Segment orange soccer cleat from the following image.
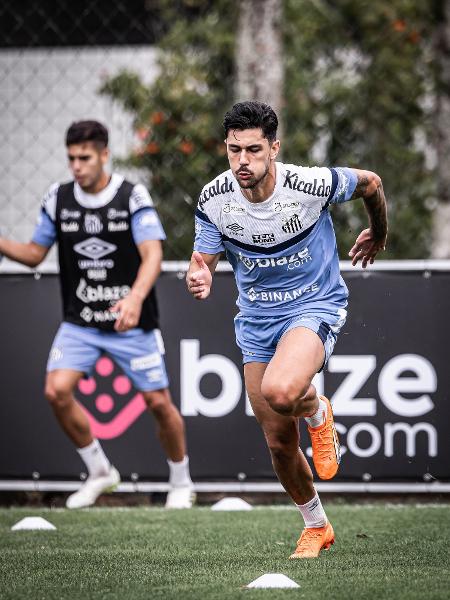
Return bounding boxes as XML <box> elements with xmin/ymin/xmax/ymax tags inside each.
<box><xmin>308</xmin><ymin>396</ymin><xmax>341</xmax><ymax>480</ymax></box>
<box><xmin>289</xmin><ymin>522</ymin><xmax>335</xmax><ymax>559</ymax></box>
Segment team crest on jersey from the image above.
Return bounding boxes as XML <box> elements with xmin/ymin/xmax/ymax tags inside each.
<box><xmin>226</xmin><ymin>223</ymin><xmax>244</xmax><ymax>236</ymax></box>
<box><xmin>84</xmin><ymin>213</ymin><xmax>103</xmax><ymax>234</ymax></box>
<box><xmin>281</xmin><ymin>213</ymin><xmax>302</xmax><ymax>234</ymax></box>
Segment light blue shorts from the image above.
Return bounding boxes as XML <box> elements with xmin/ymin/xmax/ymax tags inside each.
<box><xmin>234</xmin><ymin>307</ymin><xmax>347</xmax><ymax>369</ymax></box>
<box><xmin>47</xmin><ymin>322</ymin><xmax>169</xmax><ymax>392</ymax></box>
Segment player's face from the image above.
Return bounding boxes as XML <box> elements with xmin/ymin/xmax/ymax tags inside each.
<box><xmin>225</xmin><ymin>128</ymin><xmax>279</xmax><ymax>189</ymax></box>
<box><xmin>67</xmin><ymin>142</ymin><xmax>109</xmax><ymax>192</ymax></box>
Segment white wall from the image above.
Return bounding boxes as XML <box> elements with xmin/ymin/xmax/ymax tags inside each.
<box><xmin>0</xmin><ymin>46</ymin><xmax>158</xmax><ymax>266</ymax></box>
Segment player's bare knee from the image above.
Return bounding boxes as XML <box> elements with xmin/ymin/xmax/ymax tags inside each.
<box><xmin>143</xmin><ymin>390</ymin><xmax>170</xmax><ymax>417</ymax></box>
<box><xmin>44</xmin><ymin>380</ymin><xmax>73</xmax><ymax>409</ymax></box>
<box><xmin>262</xmin><ymin>380</ymin><xmax>307</xmax><ymax>416</ymax></box>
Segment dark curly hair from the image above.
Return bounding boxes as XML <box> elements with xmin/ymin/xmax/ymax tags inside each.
<box><xmin>65</xmin><ymin>120</ymin><xmax>108</xmax><ymax>148</ymax></box>
<box><xmin>223</xmin><ymin>101</ymin><xmax>278</xmax><ymax>143</ymax></box>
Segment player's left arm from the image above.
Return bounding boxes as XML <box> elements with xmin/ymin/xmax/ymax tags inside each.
<box><xmin>348</xmin><ymin>169</ymin><xmax>388</xmax><ymax>268</ymax></box>
<box><xmin>112</xmin><ymin>239</ymin><xmax>162</xmax><ymax>332</ymax></box>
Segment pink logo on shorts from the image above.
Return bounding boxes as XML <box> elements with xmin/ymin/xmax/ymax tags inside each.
<box><xmin>77</xmin><ymin>357</ymin><xmax>146</xmax><ymax>439</ymax></box>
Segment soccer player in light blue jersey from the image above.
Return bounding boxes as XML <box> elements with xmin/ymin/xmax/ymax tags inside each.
<box><xmin>0</xmin><ymin>121</ymin><xmax>194</xmax><ymax>509</ymax></box>
<box><xmin>186</xmin><ymin>101</ymin><xmax>387</xmax><ymax>558</ymax></box>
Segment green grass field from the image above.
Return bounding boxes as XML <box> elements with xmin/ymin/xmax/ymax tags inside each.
<box><xmin>1</xmin><ymin>504</ymin><xmax>449</xmax><ymax>600</ymax></box>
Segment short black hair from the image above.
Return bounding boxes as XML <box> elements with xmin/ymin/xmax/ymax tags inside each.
<box><xmin>223</xmin><ymin>101</ymin><xmax>278</xmax><ymax>143</ymax></box>
<box><xmin>65</xmin><ymin>120</ymin><xmax>108</xmax><ymax>148</ymax></box>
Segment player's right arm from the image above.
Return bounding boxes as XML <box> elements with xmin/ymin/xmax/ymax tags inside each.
<box><xmin>0</xmin><ymin>184</ymin><xmax>57</xmax><ymax>267</ymax></box>
<box><xmin>0</xmin><ymin>237</ymin><xmax>49</xmax><ymax>268</ymax></box>
<box><xmin>187</xmin><ymin>184</ymin><xmax>225</xmax><ymax>299</ymax></box>
<box><xmin>186</xmin><ymin>251</ymin><xmax>220</xmax><ymax>300</ymax></box>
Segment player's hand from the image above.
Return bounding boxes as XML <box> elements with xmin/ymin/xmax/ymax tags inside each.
<box><xmin>348</xmin><ymin>228</ymin><xmax>386</xmax><ymax>268</ymax></box>
<box><xmin>186</xmin><ymin>251</ymin><xmax>212</xmax><ymax>300</ymax></box>
<box><xmin>110</xmin><ymin>291</ymin><xmax>143</xmax><ymax>331</ymax></box>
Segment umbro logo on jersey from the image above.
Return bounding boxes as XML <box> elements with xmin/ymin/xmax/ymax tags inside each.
<box><xmin>252</xmin><ymin>233</ymin><xmax>275</xmax><ymax>244</ymax></box>
<box><xmin>282</xmin><ymin>213</ymin><xmax>302</xmax><ymax>234</ymax></box>
<box><xmin>74</xmin><ymin>237</ymin><xmax>117</xmax><ymax>260</ymax></box>
<box><xmin>84</xmin><ymin>213</ymin><xmax>103</xmax><ymax>234</ymax></box>
<box><xmin>226</xmin><ymin>222</ymin><xmax>244</xmax><ymax>235</ymax></box>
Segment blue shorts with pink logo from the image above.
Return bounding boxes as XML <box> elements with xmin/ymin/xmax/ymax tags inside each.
<box><xmin>47</xmin><ymin>322</ymin><xmax>169</xmax><ymax>392</ymax></box>
<box><xmin>234</xmin><ymin>306</ymin><xmax>347</xmax><ymax>369</ymax></box>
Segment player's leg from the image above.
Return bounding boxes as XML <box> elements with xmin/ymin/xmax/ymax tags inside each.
<box><xmin>141</xmin><ymin>388</ymin><xmax>185</xmax><ymax>462</ymax></box>
<box><xmin>261</xmin><ymin>324</ymin><xmax>341</xmax><ymax>481</ymax></box>
<box><xmin>141</xmin><ymin>387</ymin><xmax>194</xmax><ymax>508</ymax></box>
<box><xmin>46</xmin><ymin>323</ymin><xmax>120</xmax><ymax>508</ymax></box>
<box><xmin>108</xmin><ymin>328</ymin><xmax>194</xmax><ymax>508</ymax></box>
<box><xmin>45</xmin><ymin>368</ymin><xmax>92</xmax><ymax>447</ymax></box>
<box><xmin>245</xmin><ymin>361</ymin><xmax>333</xmax><ymax>558</ymax></box>
<box><xmin>245</xmin><ymin>361</ymin><xmax>315</xmax><ymax>504</ymax></box>
<box><xmin>260</xmin><ymin>326</ymin><xmax>324</xmax><ymax>418</ymax></box>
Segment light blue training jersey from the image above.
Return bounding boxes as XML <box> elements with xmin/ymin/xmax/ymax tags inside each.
<box><xmin>193</xmin><ymin>162</ymin><xmax>357</xmax><ymax>316</ymax></box>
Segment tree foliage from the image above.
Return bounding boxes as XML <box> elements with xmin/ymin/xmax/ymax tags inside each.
<box><xmin>102</xmin><ymin>0</ymin><xmax>437</xmax><ymax>259</ymax></box>
<box><xmin>101</xmin><ymin>0</ymin><xmax>237</xmax><ymax>259</ymax></box>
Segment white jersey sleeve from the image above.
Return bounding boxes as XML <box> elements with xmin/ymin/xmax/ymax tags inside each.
<box><xmin>31</xmin><ymin>183</ymin><xmax>59</xmax><ymax>248</ymax></box>
<box><xmin>194</xmin><ymin>191</ymin><xmax>225</xmax><ymax>255</ymax></box>
<box><xmin>328</xmin><ymin>167</ymin><xmax>358</xmax><ymax>205</ymax></box>
<box><xmin>129</xmin><ymin>183</ymin><xmax>155</xmax><ymax>214</ymax></box>
<box><xmin>41</xmin><ymin>182</ymin><xmax>59</xmax><ymax>221</ymax></box>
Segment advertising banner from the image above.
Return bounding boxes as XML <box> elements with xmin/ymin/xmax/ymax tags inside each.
<box><xmin>0</xmin><ymin>268</ymin><xmax>448</xmax><ymax>484</ymax></box>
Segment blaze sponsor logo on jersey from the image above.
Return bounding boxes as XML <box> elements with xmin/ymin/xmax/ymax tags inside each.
<box><xmin>283</xmin><ymin>170</ymin><xmax>331</xmax><ymax>197</ymax></box>
<box><xmin>199</xmin><ymin>175</ymin><xmax>234</xmax><ymax>208</ymax></box>
<box><xmin>84</xmin><ymin>213</ymin><xmax>103</xmax><ymax>234</ymax></box>
<box><xmin>252</xmin><ymin>233</ymin><xmax>275</xmax><ymax>244</ymax></box>
<box><xmin>239</xmin><ymin>248</ymin><xmax>312</xmax><ymax>273</ymax></box>
<box><xmin>61</xmin><ymin>209</ymin><xmax>81</xmax><ymax>220</ymax></box>
<box><xmin>108</xmin><ymin>221</ymin><xmax>129</xmax><ymax>232</ymax></box>
<box><xmin>281</xmin><ymin>213</ymin><xmax>302</xmax><ymax>234</ymax></box>
<box><xmin>238</xmin><ymin>253</ymin><xmax>256</xmax><ymax>272</ymax></box>
<box><xmin>108</xmin><ymin>208</ymin><xmax>128</xmax><ymax>219</ymax></box>
<box><xmin>61</xmin><ymin>221</ymin><xmax>79</xmax><ymax>232</ymax></box>
<box><xmin>226</xmin><ymin>222</ymin><xmax>244</xmax><ymax>236</ymax></box>
<box><xmin>274</xmin><ymin>200</ymin><xmax>301</xmax><ymax>212</ymax></box>
<box><xmin>223</xmin><ymin>203</ymin><xmax>246</xmax><ymax>214</ymax></box>
<box><xmin>247</xmin><ymin>282</ymin><xmax>320</xmax><ymax>302</ymax></box>
<box><xmin>76</xmin><ymin>278</ymin><xmax>131</xmax><ymax>303</ymax></box>
<box><xmin>74</xmin><ymin>237</ymin><xmax>117</xmax><ymax>260</ymax></box>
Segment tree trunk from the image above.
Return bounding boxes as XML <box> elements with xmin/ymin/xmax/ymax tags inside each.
<box><xmin>235</xmin><ymin>0</ymin><xmax>284</xmax><ymax>138</ymax></box>
<box><xmin>432</xmin><ymin>0</ymin><xmax>450</xmax><ymax>258</ymax></box>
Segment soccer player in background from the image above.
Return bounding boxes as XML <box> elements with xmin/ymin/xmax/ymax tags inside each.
<box><xmin>186</xmin><ymin>101</ymin><xmax>387</xmax><ymax>558</ymax></box>
<box><xmin>0</xmin><ymin>120</ymin><xmax>194</xmax><ymax>509</ymax></box>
